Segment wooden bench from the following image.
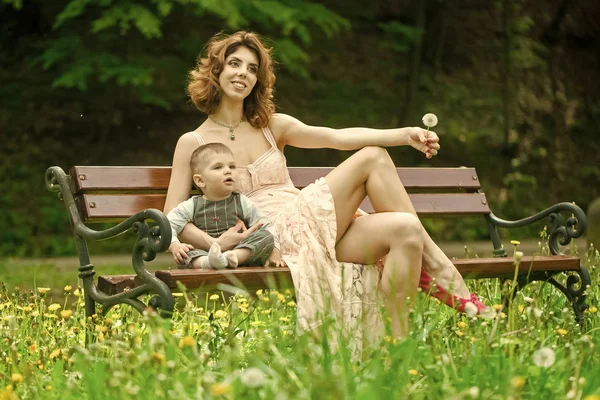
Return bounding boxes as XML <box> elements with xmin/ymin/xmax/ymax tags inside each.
<box><xmin>45</xmin><ymin>165</ymin><xmax>591</xmax><ymax>321</ymax></box>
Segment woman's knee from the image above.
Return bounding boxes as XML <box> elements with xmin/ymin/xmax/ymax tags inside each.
<box><xmin>357</xmin><ymin>146</ymin><xmax>393</xmax><ymax>168</ymax></box>
<box><xmin>387</xmin><ymin>213</ymin><xmax>424</xmax><ymax>248</ymax></box>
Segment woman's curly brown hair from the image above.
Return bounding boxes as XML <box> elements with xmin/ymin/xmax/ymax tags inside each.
<box><xmin>187</xmin><ymin>31</ymin><xmax>276</xmax><ymax>128</ymax></box>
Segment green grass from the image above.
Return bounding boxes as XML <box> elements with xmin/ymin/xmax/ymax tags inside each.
<box><xmin>0</xmin><ymin>248</ymin><xmax>599</xmax><ymax>400</ymax></box>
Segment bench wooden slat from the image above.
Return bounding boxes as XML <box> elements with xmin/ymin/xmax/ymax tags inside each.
<box><xmin>71</xmin><ymin>166</ymin><xmax>482</xmax><ymax>192</ymax></box>
<box><xmin>97</xmin><ymin>256</ymin><xmax>581</xmax><ymax>294</ymax></box>
<box><xmin>80</xmin><ymin>192</ymin><xmax>491</xmax><ymax>221</ymax></box>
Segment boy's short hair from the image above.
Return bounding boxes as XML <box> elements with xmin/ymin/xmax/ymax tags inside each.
<box><xmin>190</xmin><ymin>142</ymin><xmax>234</xmax><ymax>174</ymax></box>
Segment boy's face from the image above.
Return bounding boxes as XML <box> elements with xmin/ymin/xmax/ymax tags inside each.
<box><xmin>193</xmin><ymin>152</ymin><xmax>237</xmax><ymax>199</ymax></box>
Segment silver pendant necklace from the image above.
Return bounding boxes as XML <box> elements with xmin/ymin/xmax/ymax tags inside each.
<box><xmin>208</xmin><ymin>115</ymin><xmax>245</xmax><ymax>140</ymax></box>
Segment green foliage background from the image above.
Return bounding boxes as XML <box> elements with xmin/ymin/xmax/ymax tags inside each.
<box><xmin>1</xmin><ymin>0</ymin><xmax>599</xmax><ymax>257</ymax></box>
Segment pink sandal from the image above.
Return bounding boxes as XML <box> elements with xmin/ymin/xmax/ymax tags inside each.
<box><xmin>419</xmin><ymin>269</ymin><xmax>487</xmax><ymax>314</ymax></box>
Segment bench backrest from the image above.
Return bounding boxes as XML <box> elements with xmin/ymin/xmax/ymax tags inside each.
<box><xmin>69</xmin><ymin>166</ymin><xmax>490</xmax><ymax>222</ymax></box>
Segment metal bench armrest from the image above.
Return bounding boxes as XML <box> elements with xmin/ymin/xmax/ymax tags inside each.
<box><xmin>487</xmin><ymin>202</ymin><xmax>587</xmax><ymax>255</ymax></box>
<box><xmin>46</xmin><ymin>166</ymin><xmax>173</xmax><ymax>319</ymax></box>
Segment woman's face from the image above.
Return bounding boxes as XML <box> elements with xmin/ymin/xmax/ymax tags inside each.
<box><xmin>219</xmin><ymin>46</ymin><xmax>259</xmax><ymax>101</ymax></box>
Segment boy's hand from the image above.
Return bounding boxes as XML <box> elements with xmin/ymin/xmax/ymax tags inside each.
<box><xmin>169</xmin><ymin>242</ymin><xmax>194</xmax><ymax>264</ymax></box>
<box><xmin>218</xmin><ymin>220</ymin><xmax>263</xmax><ymax>251</ymax></box>
<box><xmin>265</xmin><ymin>248</ymin><xmax>286</xmax><ymax>267</ymax></box>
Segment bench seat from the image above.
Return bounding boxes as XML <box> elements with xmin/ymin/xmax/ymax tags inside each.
<box><xmin>97</xmin><ymin>255</ymin><xmax>582</xmax><ymax>295</ymax></box>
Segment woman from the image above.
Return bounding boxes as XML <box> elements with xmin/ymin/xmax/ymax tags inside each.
<box><xmin>164</xmin><ymin>31</ymin><xmax>487</xmax><ymax>342</ymax></box>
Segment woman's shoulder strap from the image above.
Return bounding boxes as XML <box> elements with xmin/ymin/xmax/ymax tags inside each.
<box><xmin>261</xmin><ymin>126</ymin><xmax>278</xmax><ymax>147</ymax></box>
<box><xmin>190</xmin><ymin>130</ymin><xmax>206</xmax><ymax>146</ymax></box>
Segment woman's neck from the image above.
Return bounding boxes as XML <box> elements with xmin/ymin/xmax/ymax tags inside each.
<box><xmin>212</xmin><ymin>99</ymin><xmax>244</xmax><ymax>125</ymax></box>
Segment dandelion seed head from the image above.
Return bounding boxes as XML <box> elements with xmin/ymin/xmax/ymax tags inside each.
<box><xmin>532</xmin><ymin>347</ymin><xmax>555</xmax><ymax>368</ymax></box>
<box><xmin>240</xmin><ymin>367</ymin><xmax>267</xmax><ymax>388</ymax></box>
<box><xmin>464</xmin><ymin>302</ymin><xmax>478</xmax><ymax>318</ymax></box>
<box><xmin>422</xmin><ymin>113</ymin><xmax>438</xmax><ymax>128</ymax></box>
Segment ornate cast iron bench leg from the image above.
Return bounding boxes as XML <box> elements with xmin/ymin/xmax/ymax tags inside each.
<box><xmin>502</xmin><ymin>268</ymin><xmax>591</xmax><ymax>324</ymax></box>
<box><xmin>545</xmin><ymin>266</ymin><xmax>591</xmax><ymax>323</ymax></box>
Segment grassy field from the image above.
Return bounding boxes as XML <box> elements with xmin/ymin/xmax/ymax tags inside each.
<box><xmin>0</xmin><ymin>245</ymin><xmax>599</xmax><ymax>399</ymax></box>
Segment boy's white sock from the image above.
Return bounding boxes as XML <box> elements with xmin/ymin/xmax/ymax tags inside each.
<box><xmin>223</xmin><ymin>251</ymin><xmax>238</xmax><ymax>268</ymax></box>
<box><xmin>208</xmin><ymin>242</ymin><xmax>228</xmax><ymax>269</ymax></box>
<box><xmin>198</xmin><ymin>256</ymin><xmax>211</xmax><ymax>269</ymax></box>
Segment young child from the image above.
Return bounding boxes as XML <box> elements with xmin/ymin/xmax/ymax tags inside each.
<box><xmin>167</xmin><ymin>143</ymin><xmax>283</xmax><ymax>269</ymax></box>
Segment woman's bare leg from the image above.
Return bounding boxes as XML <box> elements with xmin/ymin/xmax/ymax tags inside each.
<box><xmin>325</xmin><ymin>146</ymin><xmax>469</xmax><ymax>298</ymax></box>
<box><xmin>335</xmin><ymin>212</ymin><xmax>423</xmax><ymax>337</ymax></box>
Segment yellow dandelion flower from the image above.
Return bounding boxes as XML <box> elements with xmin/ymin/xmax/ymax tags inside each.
<box><xmin>214</xmin><ymin>310</ymin><xmax>227</xmax><ymax>319</ymax></box>
<box><xmin>284</xmin><ymin>289</ymin><xmax>292</xmax><ymax>295</ymax></box>
<box><xmin>457</xmin><ymin>321</ymin><xmax>467</xmax><ymax>329</ymax></box>
<box><xmin>510</xmin><ymin>240</ymin><xmax>521</xmax><ymax>245</ymax></box>
<box><xmin>557</xmin><ymin>328</ymin><xmax>568</xmax><ymax>336</ymax></box>
<box><xmin>287</xmin><ymin>301</ymin><xmax>296</xmax><ymax>307</ymax></box>
<box><xmin>179</xmin><ymin>336</ymin><xmax>196</xmax><ymax>348</ymax></box>
<box><xmin>151</xmin><ymin>352</ymin><xmax>166</xmax><ymax>364</ymax></box>
<box><xmin>22</xmin><ymin>306</ymin><xmax>32</xmax><ymax>313</ymax></box>
<box><xmin>518</xmin><ymin>305</ymin><xmax>525</xmax><ymax>313</ymax></box>
<box><xmin>64</xmin><ymin>285</ymin><xmax>72</xmax><ymax>292</ymax></box>
<box><xmin>73</xmin><ymin>288</ymin><xmax>81</xmax><ymax>297</ymax></box>
<box><xmin>262</xmin><ymin>297</ymin><xmax>270</xmax><ymax>302</ymax></box>
<box><xmin>408</xmin><ymin>369</ymin><xmax>418</xmax><ymax>376</ymax></box>
<box><xmin>210</xmin><ymin>382</ymin><xmax>231</xmax><ymax>396</ymax></box>
<box><xmin>209</xmin><ymin>294</ymin><xmax>220</xmax><ymax>301</ymax></box>
<box><xmin>37</xmin><ymin>288</ymin><xmax>51</xmax><ymax>294</ymax></box>
<box><xmin>45</xmin><ymin>385</ymin><xmax>52</xmax><ymax>391</ymax></box>
<box><xmin>510</xmin><ymin>376</ymin><xmax>526</xmax><ymax>390</ymax></box>
<box><xmin>277</xmin><ymin>293</ymin><xmax>286</xmax><ymax>302</ymax></box>
<box><xmin>588</xmin><ymin>306</ymin><xmax>597</xmax><ymax>313</ymax></box>
<box><xmin>28</xmin><ymin>344</ymin><xmax>37</xmax><ymax>354</ymax></box>
<box><xmin>256</xmin><ymin>289</ymin><xmax>263</xmax><ymax>296</ymax></box>
<box><xmin>60</xmin><ymin>310</ymin><xmax>73</xmax><ymax>319</ymax></box>
<box><xmin>279</xmin><ymin>317</ymin><xmax>289</xmax><ymax>323</ymax></box>
<box><xmin>456</xmin><ymin>331</ymin><xmax>464</xmax><ymax>337</ymax></box>
<box><xmin>10</xmin><ymin>374</ymin><xmax>23</xmax><ymax>384</ymax></box>
<box><xmin>239</xmin><ymin>306</ymin><xmax>249</xmax><ymax>313</ymax></box>
<box><xmin>49</xmin><ymin>349</ymin><xmax>61</xmax><ymax>359</ymax></box>
<box><xmin>282</xmin><ymin>330</ymin><xmax>291</xmax><ymax>335</ymax></box>
<box><xmin>493</xmin><ymin>304</ymin><xmax>503</xmax><ymax>311</ymax></box>
<box><xmin>47</xmin><ymin>304</ymin><xmax>61</xmax><ymax>312</ymax></box>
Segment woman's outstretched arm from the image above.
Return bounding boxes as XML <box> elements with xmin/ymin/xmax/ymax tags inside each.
<box><xmin>269</xmin><ymin>113</ymin><xmax>439</xmax><ymax>159</ymax></box>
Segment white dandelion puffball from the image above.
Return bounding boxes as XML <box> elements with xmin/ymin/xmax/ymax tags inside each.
<box><xmin>532</xmin><ymin>347</ymin><xmax>556</xmax><ymax>368</ymax></box>
<box><xmin>240</xmin><ymin>367</ymin><xmax>267</xmax><ymax>388</ymax></box>
<box><xmin>464</xmin><ymin>302</ymin><xmax>478</xmax><ymax>318</ymax></box>
<box><xmin>422</xmin><ymin>113</ymin><xmax>438</xmax><ymax>128</ymax></box>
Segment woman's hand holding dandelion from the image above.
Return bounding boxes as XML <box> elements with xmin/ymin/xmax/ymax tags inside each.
<box><xmin>407</xmin><ymin>113</ymin><xmax>440</xmax><ymax>159</ymax></box>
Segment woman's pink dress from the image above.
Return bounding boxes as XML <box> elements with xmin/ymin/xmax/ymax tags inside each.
<box><xmin>191</xmin><ymin>128</ymin><xmax>384</xmax><ymax>349</ymax></box>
